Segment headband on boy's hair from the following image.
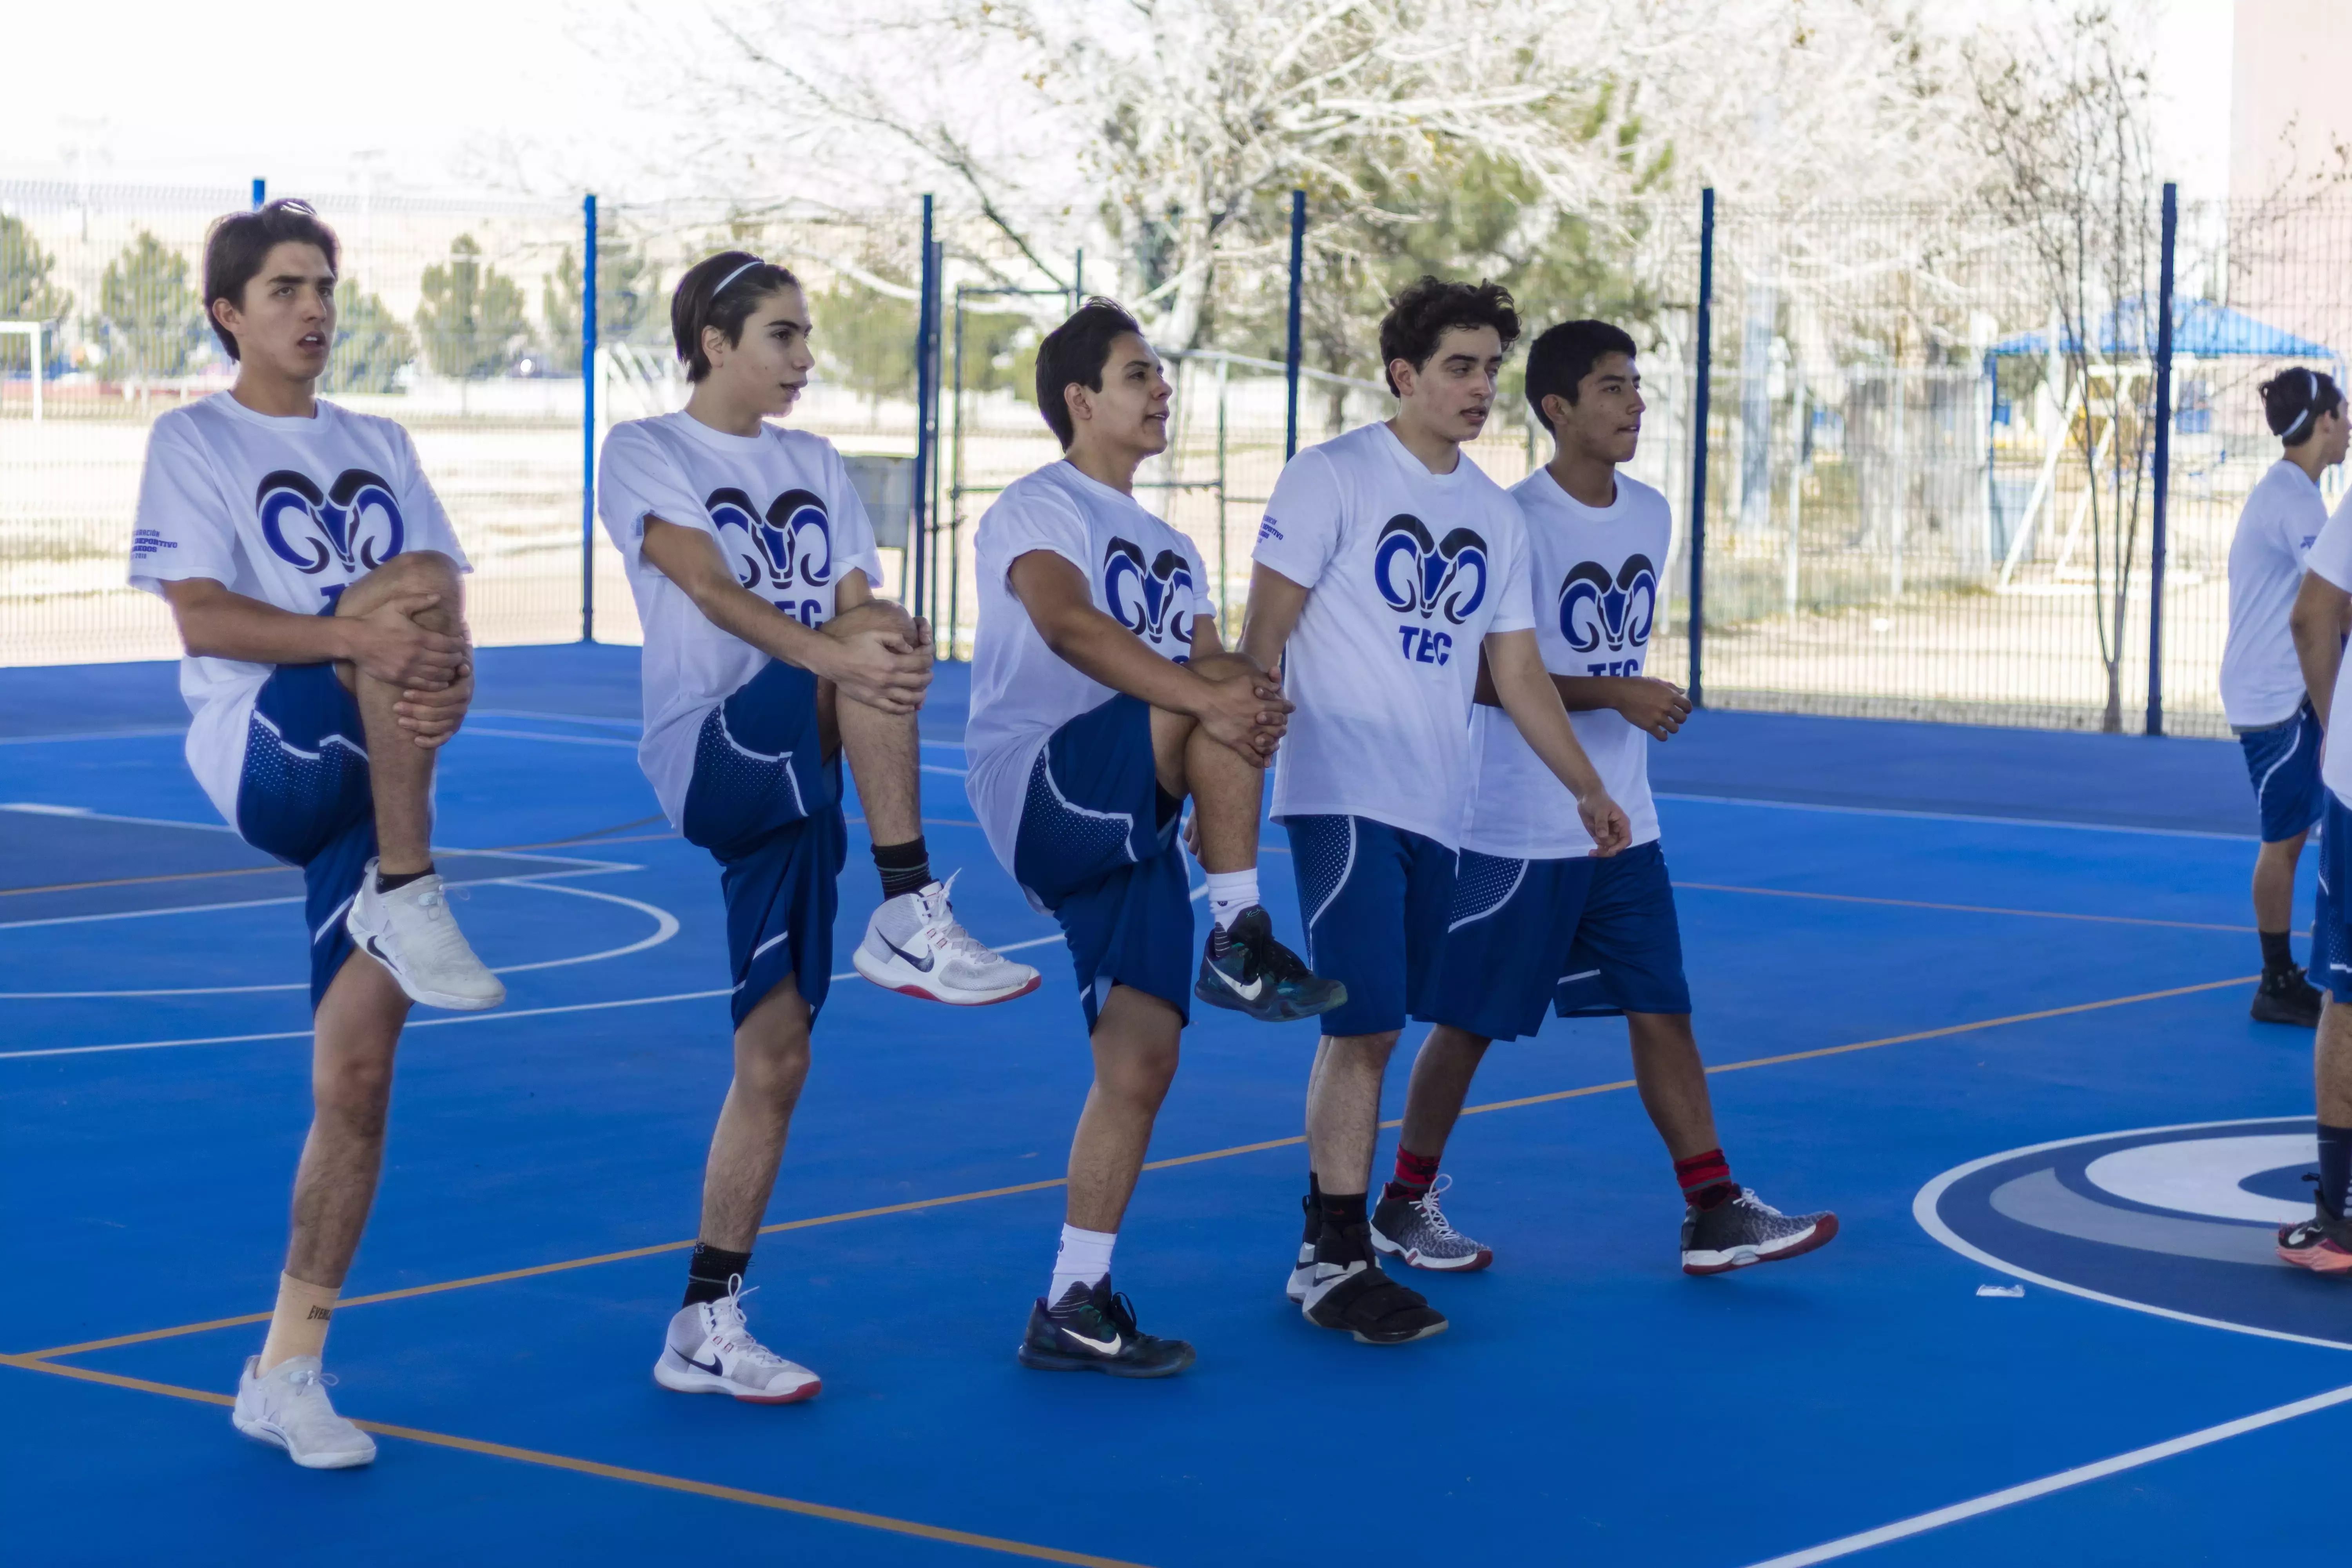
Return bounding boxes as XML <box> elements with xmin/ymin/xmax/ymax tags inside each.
<box><xmin>2282</xmin><ymin>366</ymin><xmax>2321</xmax><ymax>444</ymax></box>
<box><xmin>711</xmin><ymin>258</ymin><xmax>766</xmax><ymax>298</ymax></box>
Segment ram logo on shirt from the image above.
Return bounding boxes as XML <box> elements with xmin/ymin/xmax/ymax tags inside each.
<box><xmin>1373</xmin><ymin>512</ymin><xmax>1487</xmax><ymax>666</ymax></box>
<box><xmin>1103</xmin><ymin>536</ymin><xmax>1194</xmax><ymax>655</ymax></box>
<box><xmin>256</xmin><ymin>469</ymin><xmax>405</xmax><ymax>599</ymax></box>
<box><xmin>708</xmin><ymin>486</ymin><xmax>833</xmax><ymax>623</ymax></box>
<box><xmin>1559</xmin><ymin>553</ymin><xmax>1657</xmax><ymax>676</ymax></box>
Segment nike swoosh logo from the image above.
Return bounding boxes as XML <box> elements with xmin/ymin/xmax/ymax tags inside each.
<box><xmin>884</xmin><ymin>937</ymin><xmax>935</xmax><ymax>973</ymax></box>
<box><xmin>1208</xmin><ymin>964</ymin><xmax>1263</xmax><ymax>1002</ymax></box>
<box><xmin>681</xmin><ymin>1351</ymin><xmax>724</xmax><ymax>1376</ymax></box>
<box><xmin>364</xmin><ymin>936</ymin><xmax>401</xmax><ymax>972</ymax></box>
<box><xmin>1061</xmin><ymin>1328</ymin><xmax>1122</xmax><ymax>1355</ymax></box>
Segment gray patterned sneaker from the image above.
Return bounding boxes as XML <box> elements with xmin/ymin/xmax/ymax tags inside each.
<box><xmin>1681</xmin><ymin>1187</ymin><xmax>1839</xmax><ymax>1276</ymax></box>
<box><xmin>1370</xmin><ymin>1175</ymin><xmax>1493</xmax><ymax>1272</ymax></box>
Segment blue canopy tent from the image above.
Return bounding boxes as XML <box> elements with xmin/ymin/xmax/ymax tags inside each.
<box><xmin>1980</xmin><ymin>298</ymin><xmax>2340</xmax><ymax>586</ymax></box>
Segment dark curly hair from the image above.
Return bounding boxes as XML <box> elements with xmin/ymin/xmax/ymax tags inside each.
<box><xmin>203</xmin><ymin>199</ymin><xmax>341</xmax><ymax>362</ymax></box>
<box><xmin>1376</xmin><ymin>276</ymin><xmax>1520</xmax><ymax>396</ymax></box>
<box><xmin>2260</xmin><ymin>367</ymin><xmax>2346</xmax><ymax>446</ymax></box>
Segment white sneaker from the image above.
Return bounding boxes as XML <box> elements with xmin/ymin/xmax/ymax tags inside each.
<box><xmin>232</xmin><ymin>1355</ymin><xmax>377</xmax><ymax>1469</ymax></box>
<box><xmin>653</xmin><ymin>1279</ymin><xmax>821</xmax><ymax>1404</ymax></box>
<box><xmin>345</xmin><ymin>858</ymin><xmax>506</xmax><ymax>1011</ymax></box>
<box><xmin>852</xmin><ymin>872</ymin><xmax>1042</xmax><ymax>1005</ymax></box>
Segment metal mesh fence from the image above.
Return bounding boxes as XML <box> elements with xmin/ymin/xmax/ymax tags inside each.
<box><xmin>4</xmin><ymin>178</ymin><xmax>2344</xmax><ymax>745</ymax></box>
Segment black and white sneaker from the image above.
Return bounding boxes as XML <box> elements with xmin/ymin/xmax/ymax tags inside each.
<box><xmin>1286</xmin><ymin>1193</ymin><xmax>1318</xmax><ymax>1303</ymax></box>
<box><xmin>1016</xmin><ymin>1279</ymin><xmax>1195</xmax><ymax>1377</ymax></box>
<box><xmin>1299</xmin><ymin>1222</ymin><xmax>1447</xmax><ymax>1344</ymax></box>
<box><xmin>2250</xmin><ymin>967</ymin><xmax>2325</xmax><ymax>1028</ymax></box>
<box><xmin>1371</xmin><ymin>1175</ymin><xmax>1493</xmax><ymax>1272</ymax></box>
<box><xmin>1680</xmin><ymin>1187</ymin><xmax>1839</xmax><ymax>1276</ymax></box>
<box><xmin>1196</xmin><ymin>906</ymin><xmax>1347</xmax><ymax>1023</ymax></box>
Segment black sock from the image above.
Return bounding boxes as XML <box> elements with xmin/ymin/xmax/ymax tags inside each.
<box><xmin>376</xmin><ymin>864</ymin><xmax>434</xmax><ymax>893</ymax></box>
<box><xmin>2322</xmin><ymin>1127</ymin><xmax>2352</xmax><ymax>1220</ymax></box>
<box><xmin>872</xmin><ymin>837</ymin><xmax>931</xmax><ymax>900</ymax></box>
<box><xmin>683</xmin><ymin>1243</ymin><xmax>753</xmax><ymax>1308</ymax></box>
<box><xmin>1302</xmin><ymin>1172</ymin><xmax>1323</xmax><ymax>1243</ymax></box>
<box><xmin>2261</xmin><ymin>930</ymin><xmax>2294</xmax><ymax>976</ymax></box>
<box><xmin>1316</xmin><ymin>1190</ymin><xmax>1369</xmax><ymax>1261</ymax></box>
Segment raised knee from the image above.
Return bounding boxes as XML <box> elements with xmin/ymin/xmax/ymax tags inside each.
<box><xmin>1187</xmin><ymin>650</ymin><xmax>1262</xmax><ymax>684</ymax></box>
<box><xmin>339</xmin><ymin>549</ymin><xmax>459</xmax><ymax>616</ymax></box>
<box><xmin>823</xmin><ymin>599</ymin><xmax>916</xmax><ymax>642</ymax></box>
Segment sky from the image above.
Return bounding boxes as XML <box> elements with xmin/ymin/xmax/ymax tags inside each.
<box><xmin>0</xmin><ymin>0</ymin><xmax>2245</xmax><ymax>205</ymax></box>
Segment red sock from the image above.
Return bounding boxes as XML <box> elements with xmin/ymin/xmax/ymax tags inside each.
<box><xmin>1675</xmin><ymin>1147</ymin><xmax>1735</xmax><ymax>1210</ymax></box>
<box><xmin>1383</xmin><ymin>1146</ymin><xmax>1441</xmax><ymax>1204</ymax></box>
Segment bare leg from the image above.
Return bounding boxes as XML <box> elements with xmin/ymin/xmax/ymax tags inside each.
<box><xmin>283</xmin><ymin>953</ymin><xmax>412</xmax><ymax>1287</ymax></box>
<box><xmin>1396</xmin><ymin>1024</ymin><xmax>1492</xmax><ymax>1159</ymax></box>
<box><xmin>1626</xmin><ymin>1011</ymin><xmax>1721</xmax><ymax>1160</ymax></box>
<box><xmin>1162</xmin><ymin>653</ymin><xmax>1269</xmax><ymax>875</ymax></box>
<box><xmin>2319</xmin><ymin>1000</ymin><xmax>2352</xmax><ymax>1127</ymax></box>
<box><xmin>1305</xmin><ymin>1029</ymin><xmax>1401</xmax><ymax>1194</ymax></box>
<box><xmin>1064</xmin><ymin>986</ymin><xmax>1183</xmax><ymax>1232</ymax></box>
<box><xmin>698</xmin><ymin>975</ymin><xmax>813</xmax><ymax>1250</ymax></box>
<box><xmin>826</xmin><ymin>601</ymin><xmax>926</xmax><ymax>847</ymax></box>
<box><xmin>332</xmin><ymin>551</ymin><xmax>468</xmax><ymax>877</ymax></box>
<box><xmin>2255</xmin><ymin>832</ymin><xmax>2308</xmax><ymax>943</ymax></box>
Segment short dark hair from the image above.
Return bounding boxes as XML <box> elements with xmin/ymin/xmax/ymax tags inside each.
<box><xmin>1523</xmin><ymin>320</ymin><xmax>1640</xmax><ymax>433</ymax></box>
<box><xmin>202</xmin><ymin>199</ymin><xmax>340</xmax><ymax>362</ymax></box>
<box><xmin>1034</xmin><ymin>298</ymin><xmax>1145</xmax><ymax>449</ymax></box>
<box><xmin>2261</xmin><ymin>367</ymin><xmax>2347</xmax><ymax>445</ymax></box>
<box><xmin>1376</xmin><ymin>276</ymin><xmax>1520</xmax><ymax>396</ymax></box>
<box><xmin>670</xmin><ymin>250</ymin><xmax>802</xmax><ymax>382</ymax></box>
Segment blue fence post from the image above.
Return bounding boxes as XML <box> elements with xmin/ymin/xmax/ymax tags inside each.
<box><xmin>912</xmin><ymin>195</ymin><xmax>938</xmax><ymax>642</ymax></box>
<box><xmin>1688</xmin><ymin>188</ymin><xmax>1716</xmax><ymax>708</ymax></box>
<box><xmin>251</xmin><ymin>178</ymin><xmax>265</xmax><ymax>210</ymax></box>
<box><xmin>581</xmin><ymin>194</ymin><xmax>598</xmax><ymax>644</ymax></box>
<box><xmin>1285</xmin><ymin>191</ymin><xmax>1305</xmax><ymax>460</ymax></box>
<box><xmin>2146</xmin><ymin>181</ymin><xmax>2177</xmax><ymax>738</ymax></box>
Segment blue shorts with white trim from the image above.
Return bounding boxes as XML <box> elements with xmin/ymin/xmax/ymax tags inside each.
<box><xmin>2312</xmin><ymin>793</ymin><xmax>2352</xmax><ymax>1004</ymax></box>
<box><xmin>682</xmin><ymin>660</ymin><xmax>846</xmax><ymax>1029</ymax></box>
<box><xmin>1416</xmin><ymin>839</ymin><xmax>1691</xmax><ymax>1041</ymax></box>
<box><xmin>1013</xmin><ymin>694</ymin><xmax>1191</xmax><ymax>1030</ymax></box>
<box><xmin>1286</xmin><ymin>814</ymin><xmax>1455</xmax><ymax>1038</ymax></box>
<box><xmin>2238</xmin><ymin>702</ymin><xmax>2326</xmax><ymax>845</ymax></box>
<box><xmin>234</xmin><ymin>662</ymin><xmax>376</xmax><ymax>1012</ymax></box>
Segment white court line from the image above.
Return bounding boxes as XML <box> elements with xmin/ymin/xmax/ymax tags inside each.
<box><xmin>918</xmin><ymin>764</ymin><xmax>968</xmax><ymax>778</ymax></box>
<box><xmin>459</xmin><ymin>727</ymin><xmax>639</xmax><ymax>749</ymax></box>
<box><xmin>1656</xmin><ymin>791</ymin><xmax>2252</xmax><ymax>842</ymax></box>
<box><xmin>468</xmin><ymin>709</ymin><xmax>643</xmax><ymax>730</ymax></box>
<box><xmin>1740</xmin><ymin>1380</ymin><xmax>2352</xmax><ymax>1566</ymax></box>
<box><xmin>1</xmin><ymin>802</ymin><xmax>238</xmax><ymax>835</ymax></box>
<box><xmin>0</xmin><ymin>727</ymin><xmax>185</xmax><ymax>746</ymax></box>
<box><xmin>0</xmin><ymin>864</ymin><xmax>639</xmax><ymax>933</ymax></box>
<box><xmin>0</xmin><ymin>934</ymin><xmax>1067</xmax><ymax>1060</ymax></box>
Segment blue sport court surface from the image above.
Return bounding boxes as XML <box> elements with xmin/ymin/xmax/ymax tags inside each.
<box><xmin>4</xmin><ymin>645</ymin><xmax>2346</xmax><ymax>1567</ymax></box>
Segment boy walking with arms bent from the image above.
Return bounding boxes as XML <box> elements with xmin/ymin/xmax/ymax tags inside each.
<box><xmin>132</xmin><ymin>200</ymin><xmax>505</xmax><ymax>1468</ymax></box>
<box><xmin>1243</xmin><ymin>279</ymin><xmax>1630</xmax><ymax>1346</ymax></box>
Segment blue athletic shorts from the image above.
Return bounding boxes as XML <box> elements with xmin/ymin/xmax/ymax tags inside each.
<box><xmin>681</xmin><ymin>660</ymin><xmax>846</xmax><ymax>1028</ymax></box>
<box><xmin>2238</xmin><ymin>702</ymin><xmax>2326</xmax><ymax>845</ymax></box>
<box><xmin>1013</xmin><ymin>694</ymin><xmax>1190</xmax><ymax>1030</ymax></box>
<box><xmin>1286</xmin><ymin>814</ymin><xmax>1455</xmax><ymax>1038</ymax></box>
<box><xmin>2312</xmin><ymin>792</ymin><xmax>2352</xmax><ymax>1004</ymax></box>
<box><xmin>1417</xmin><ymin>839</ymin><xmax>1691</xmax><ymax>1041</ymax></box>
<box><xmin>233</xmin><ymin>662</ymin><xmax>377</xmax><ymax>1012</ymax></box>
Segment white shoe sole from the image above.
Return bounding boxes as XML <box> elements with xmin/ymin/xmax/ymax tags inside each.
<box><xmin>1285</xmin><ymin>1245</ymin><xmax>1314</xmax><ymax>1304</ymax></box>
<box><xmin>851</xmin><ymin>944</ymin><xmax>1041</xmax><ymax>1006</ymax></box>
<box><xmin>232</xmin><ymin>1409</ymin><xmax>376</xmax><ymax>1469</ymax></box>
<box><xmin>352</xmin><ymin>933</ymin><xmax>506</xmax><ymax>1012</ymax></box>
<box><xmin>652</xmin><ymin>1359</ymin><xmax>820</xmax><ymax>1404</ymax></box>
<box><xmin>1370</xmin><ymin>1225</ymin><xmax>1494</xmax><ymax>1271</ymax></box>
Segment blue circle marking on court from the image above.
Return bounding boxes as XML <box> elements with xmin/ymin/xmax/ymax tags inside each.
<box><xmin>1916</xmin><ymin>1117</ymin><xmax>2352</xmax><ymax>1350</ymax></box>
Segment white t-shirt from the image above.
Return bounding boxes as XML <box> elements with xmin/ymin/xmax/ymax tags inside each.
<box><xmin>596</xmin><ymin>412</ymin><xmax>883</xmax><ymax>825</ymax></box>
<box><xmin>2220</xmin><ymin>459</ymin><xmax>2330</xmax><ymax>728</ymax></box>
<box><xmin>2301</xmin><ymin>487</ymin><xmax>2352</xmax><ymax>806</ymax></box>
<box><xmin>964</xmin><ymin>460</ymin><xmax>1210</xmax><ymax>875</ymax></box>
<box><xmin>126</xmin><ymin>394</ymin><xmax>469</xmax><ymax>826</ymax></box>
<box><xmin>1252</xmin><ymin>421</ymin><xmax>1535</xmax><ymax>847</ymax></box>
<box><xmin>1460</xmin><ymin>466</ymin><xmax>1668</xmax><ymax>858</ymax></box>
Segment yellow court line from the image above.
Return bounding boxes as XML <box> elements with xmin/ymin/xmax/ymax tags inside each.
<box><xmin>1674</xmin><ymin>881</ymin><xmax>2270</xmax><ymax>935</ymax></box>
<box><xmin>24</xmin><ymin>972</ymin><xmax>2252</xmax><ymax>1365</ymax></box>
<box><xmin>0</xmin><ymin>1354</ymin><xmax>1149</xmax><ymax>1568</ymax></box>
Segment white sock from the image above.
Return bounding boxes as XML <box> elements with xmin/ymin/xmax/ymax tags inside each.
<box><xmin>1206</xmin><ymin>868</ymin><xmax>1259</xmax><ymax>932</ymax></box>
<box><xmin>1048</xmin><ymin>1223</ymin><xmax>1117</xmax><ymax>1306</ymax></box>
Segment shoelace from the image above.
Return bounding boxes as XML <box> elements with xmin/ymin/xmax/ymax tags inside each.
<box><xmin>1732</xmin><ymin>1189</ymin><xmax>1780</xmax><ymax>1218</ymax></box>
<box><xmin>915</xmin><ymin>873</ymin><xmax>1021</xmax><ymax>971</ymax></box>
<box><xmin>706</xmin><ymin>1280</ymin><xmax>793</xmax><ymax>1368</ymax></box>
<box><xmin>1413</xmin><ymin>1175</ymin><xmax>1469</xmax><ymax>1241</ymax></box>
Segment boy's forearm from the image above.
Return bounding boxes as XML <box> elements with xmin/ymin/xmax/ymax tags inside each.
<box><xmin>172</xmin><ymin>588</ymin><xmax>351</xmax><ymax>666</ymax></box>
<box><xmin>1039</xmin><ymin>607</ymin><xmax>1209</xmax><ymax>715</ymax></box>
